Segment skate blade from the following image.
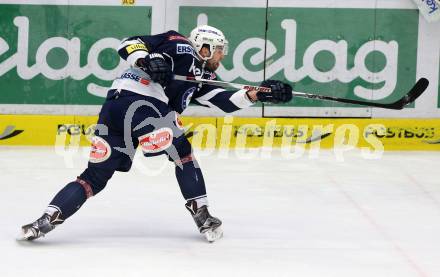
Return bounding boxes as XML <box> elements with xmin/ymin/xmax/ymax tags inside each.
<box><xmin>16</xmin><ymin>237</ymin><xmax>33</xmax><ymax>244</ymax></box>
<box><xmin>16</xmin><ymin>234</ymin><xmax>33</xmax><ymax>243</ymax></box>
<box><xmin>204</xmin><ymin>226</ymin><xmax>223</xmax><ymax>243</ymax></box>
<box><xmin>16</xmin><ymin>228</ymin><xmax>41</xmax><ymax>242</ymax></box>
<box><xmin>16</xmin><ymin>229</ymin><xmax>31</xmax><ymax>241</ymax></box>
<box><xmin>16</xmin><ymin>237</ymin><xmax>28</xmax><ymax>242</ymax></box>
<box><xmin>15</xmin><ymin>237</ymin><xmax>41</xmax><ymax>247</ymax></box>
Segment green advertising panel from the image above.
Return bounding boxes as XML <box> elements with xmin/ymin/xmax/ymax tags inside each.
<box><xmin>266</xmin><ymin>7</ymin><xmax>419</xmax><ymax>108</ymax></box>
<box><xmin>178</xmin><ymin>6</ymin><xmax>419</xmax><ymax>108</ymax></box>
<box><xmin>0</xmin><ymin>4</ymin><xmax>151</xmax><ymax>105</ymax></box>
<box><xmin>0</xmin><ymin>3</ymin><xmax>430</xmax><ymax>116</ymax></box>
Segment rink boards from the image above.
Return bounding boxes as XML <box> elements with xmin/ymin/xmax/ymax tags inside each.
<box><xmin>0</xmin><ymin>115</ymin><xmax>439</xmax><ymax>151</ymax></box>
<box><xmin>1</xmin><ymin>1</ymin><xmax>440</xmax><ymax>118</ymax></box>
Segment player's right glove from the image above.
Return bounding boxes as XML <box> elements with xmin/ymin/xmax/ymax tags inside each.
<box><xmin>257</xmin><ymin>80</ymin><xmax>293</xmax><ymax>104</ymax></box>
<box><xmin>137</xmin><ymin>53</ymin><xmax>173</xmax><ymax>87</ymax></box>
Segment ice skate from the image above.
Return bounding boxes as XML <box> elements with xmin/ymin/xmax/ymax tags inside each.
<box><xmin>19</xmin><ymin>207</ymin><xmax>64</xmax><ymax>241</ymax></box>
<box><xmin>185</xmin><ymin>200</ymin><xmax>223</xmax><ymax>242</ymax></box>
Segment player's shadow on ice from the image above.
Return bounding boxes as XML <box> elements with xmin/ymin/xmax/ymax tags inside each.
<box><xmin>15</xmin><ymin>229</ymin><xmax>204</xmax><ymax>247</ymax></box>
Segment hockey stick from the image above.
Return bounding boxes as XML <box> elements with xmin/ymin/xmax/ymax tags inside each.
<box><xmin>174</xmin><ymin>75</ymin><xmax>429</xmax><ymax>110</ymax></box>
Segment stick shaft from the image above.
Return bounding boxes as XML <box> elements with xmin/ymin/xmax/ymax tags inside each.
<box><xmin>174</xmin><ymin>75</ymin><xmax>429</xmax><ymax>110</ymax></box>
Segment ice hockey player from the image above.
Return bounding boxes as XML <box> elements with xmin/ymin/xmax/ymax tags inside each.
<box><xmin>20</xmin><ymin>25</ymin><xmax>292</xmax><ymax>242</ymax></box>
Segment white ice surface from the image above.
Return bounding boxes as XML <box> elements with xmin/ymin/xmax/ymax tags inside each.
<box><xmin>1</xmin><ymin>147</ymin><xmax>440</xmax><ymax>277</ymax></box>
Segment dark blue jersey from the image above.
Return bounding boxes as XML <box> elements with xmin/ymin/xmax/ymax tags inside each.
<box><xmin>117</xmin><ymin>31</ymin><xmax>254</xmax><ymax>114</ymax></box>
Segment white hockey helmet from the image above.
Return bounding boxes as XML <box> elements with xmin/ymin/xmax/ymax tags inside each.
<box><xmin>188</xmin><ymin>25</ymin><xmax>228</xmax><ymax>61</ymax></box>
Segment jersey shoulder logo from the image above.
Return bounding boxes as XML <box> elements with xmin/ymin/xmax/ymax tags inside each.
<box><xmin>126</xmin><ymin>43</ymin><xmax>147</xmax><ymax>54</ymax></box>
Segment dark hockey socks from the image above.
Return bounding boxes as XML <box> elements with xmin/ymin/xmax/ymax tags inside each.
<box><xmin>49</xmin><ymin>179</ymin><xmax>91</xmax><ymax>219</ymax></box>
<box><xmin>174</xmin><ymin>157</ymin><xmax>207</xmax><ymax>200</ymax></box>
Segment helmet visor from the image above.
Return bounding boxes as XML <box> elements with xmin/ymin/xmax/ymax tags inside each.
<box><xmin>214</xmin><ymin>40</ymin><xmax>228</xmax><ymax>56</ymax></box>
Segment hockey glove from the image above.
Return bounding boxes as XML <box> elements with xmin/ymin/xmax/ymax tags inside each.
<box><xmin>137</xmin><ymin>53</ymin><xmax>173</xmax><ymax>87</ymax></box>
<box><xmin>257</xmin><ymin>80</ymin><xmax>293</xmax><ymax>104</ymax></box>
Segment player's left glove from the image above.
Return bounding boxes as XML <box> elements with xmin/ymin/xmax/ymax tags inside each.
<box><xmin>137</xmin><ymin>53</ymin><xmax>173</xmax><ymax>87</ymax></box>
<box><xmin>257</xmin><ymin>80</ymin><xmax>293</xmax><ymax>104</ymax></box>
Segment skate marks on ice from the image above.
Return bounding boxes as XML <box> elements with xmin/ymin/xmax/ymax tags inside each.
<box><xmin>2</xmin><ymin>147</ymin><xmax>440</xmax><ymax>277</ymax></box>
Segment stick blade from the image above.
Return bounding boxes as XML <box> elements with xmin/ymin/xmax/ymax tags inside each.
<box><xmin>390</xmin><ymin>78</ymin><xmax>429</xmax><ymax>109</ymax></box>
